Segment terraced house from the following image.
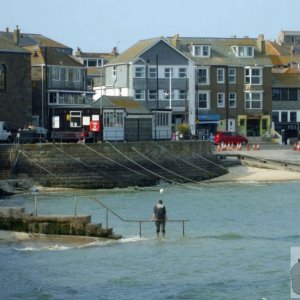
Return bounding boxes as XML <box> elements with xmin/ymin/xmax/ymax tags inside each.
<box><xmin>168</xmin><ymin>34</ymin><xmax>273</xmax><ymax>138</ymax></box>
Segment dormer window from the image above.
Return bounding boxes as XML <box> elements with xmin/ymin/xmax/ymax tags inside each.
<box><xmin>191</xmin><ymin>45</ymin><xmax>211</xmax><ymax>57</ymax></box>
<box><xmin>232</xmin><ymin>46</ymin><xmax>254</xmax><ymax>58</ymax></box>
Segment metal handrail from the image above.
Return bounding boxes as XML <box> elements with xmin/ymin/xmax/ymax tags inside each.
<box><xmin>34</xmin><ymin>195</ymin><xmax>188</xmax><ymax>237</ymax></box>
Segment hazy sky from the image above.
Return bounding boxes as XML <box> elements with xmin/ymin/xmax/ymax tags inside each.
<box><xmin>2</xmin><ymin>0</ymin><xmax>300</xmax><ymax>53</ymax></box>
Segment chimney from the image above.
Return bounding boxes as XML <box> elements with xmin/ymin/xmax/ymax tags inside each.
<box><xmin>172</xmin><ymin>34</ymin><xmax>180</xmax><ymax>49</ymax></box>
<box><xmin>111</xmin><ymin>46</ymin><xmax>118</xmax><ymax>57</ymax></box>
<box><xmin>6</xmin><ymin>27</ymin><xmax>9</xmax><ymax>33</ymax></box>
<box><xmin>257</xmin><ymin>34</ymin><xmax>265</xmax><ymax>53</ymax></box>
<box><xmin>13</xmin><ymin>25</ymin><xmax>20</xmax><ymax>45</ymax></box>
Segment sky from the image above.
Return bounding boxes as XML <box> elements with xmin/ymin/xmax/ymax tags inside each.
<box><xmin>2</xmin><ymin>0</ymin><xmax>300</xmax><ymax>53</ymax></box>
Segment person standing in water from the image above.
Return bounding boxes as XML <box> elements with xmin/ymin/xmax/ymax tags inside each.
<box><xmin>152</xmin><ymin>200</ymin><xmax>167</xmax><ymax>238</ymax></box>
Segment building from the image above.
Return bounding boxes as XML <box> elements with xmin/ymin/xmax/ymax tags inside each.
<box><xmin>266</xmin><ymin>37</ymin><xmax>300</xmax><ymax>142</ymax></box>
<box><xmin>0</xmin><ymin>28</ymin><xmax>32</xmax><ymax>132</ymax></box>
<box><xmin>73</xmin><ymin>47</ymin><xmax>118</xmax><ymax>95</ymax></box>
<box><xmin>95</xmin><ymin>37</ymin><xmax>195</xmax><ymax>134</ymax></box>
<box><xmin>170</xmin><ymin>34</ymin><xmax>273</xmax><ymax>138</ymax></box>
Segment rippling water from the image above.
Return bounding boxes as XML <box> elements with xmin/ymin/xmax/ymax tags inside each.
<box><xmin>1</xmin><ymin>180</ymin><xmax>300</xmax><ymax>299</ymax></box>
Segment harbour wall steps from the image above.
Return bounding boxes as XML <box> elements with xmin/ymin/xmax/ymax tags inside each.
<box><xmin>6</xmin><ymin>140</ymin><xmax>228</xmax><ymax>189</ymax></box>
<box><xmin>0</xmin><ymin>207</ymin><xmax>122</xmax><ymax>239</ymax></box>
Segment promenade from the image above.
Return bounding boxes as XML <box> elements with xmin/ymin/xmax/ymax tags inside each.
<box><xmin>210</xmin><ymin>142</ymin><xmax>300</xmax><ymax>182</ymax></box>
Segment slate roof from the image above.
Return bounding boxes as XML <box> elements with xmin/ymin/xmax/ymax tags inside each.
<box><xmin>92</xmin><ymin>96</ymin><xmax>151</xmax><ymax>114</ymax></box>
<box><xmin>0</xmin><ymin>31</ymin><xmax>71</xmax><ymax>50</ymax></box>
<box><xmin>0</xmin><ymin>36</ymin><xmax>29</xmax><ymax>53</ymax></box>
<box><xmin>272</xmin><ymin>73</ymin><xmax>300</xmax><ymax>87</ymax></box>
<box><xmin>22</xmin><ymin>45</ymin><xmax>83</xmax><ymax>67</ymax></box>
<box><xmin>105</xmin><ymin>38</ymin><xmax>162</xmax><ymax>65</ymax></box>
<box><xmin>171</xmin><ymin>36</ymin><xmax>273</xmax><ymax>66</ymax></box>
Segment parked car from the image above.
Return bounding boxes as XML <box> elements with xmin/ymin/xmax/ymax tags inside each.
<box><xmin>214</xmin><ymin>131</ymin><xmax>248</xmax><ymax>145</ymax></box>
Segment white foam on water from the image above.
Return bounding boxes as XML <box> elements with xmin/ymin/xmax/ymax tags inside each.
<box><xmin>14</xmin><ymin>244</ymin><xmax>71</xmax><ymax>252</ymax></box>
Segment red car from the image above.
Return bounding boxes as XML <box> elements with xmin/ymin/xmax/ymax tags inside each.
<box><xmin>214</xmin><ymin>131</ymin><xmax>248</xmax><ymax>145</ymax></box>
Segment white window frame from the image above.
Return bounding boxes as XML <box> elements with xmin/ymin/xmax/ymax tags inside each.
<box><xmin>217</xmin><ymin>68</ymin><xmax>225</xmax><ymax>83</ymax></box>
<box><xmin>192</xmin><ymin>45</ymin><xmax>211</xmax><ymax>57</ymax></box>
<box><xmin>232</xmin><ymin>46</ymin><xmax>254</xmax><ymax>58</ymax></box>
<box><xmin>112</xmin><ymin>66</ymin><xmax>116</xmax><ymax>78</ymax></box>
<box><xmin>135</xmin><ymin>89</ymin><xmax>145</xmax><ymax>100</ymax></box>
<box><xmin>228</xmin><ymin>68</ymin><xmax>236</xmax><ymax>84</ymax></box>
<box><xmin>198</xmin><ymin>91</ymin><xmax>210</xmax><ymax>110</ymax></box>
<box><xmin>51</xmin><ymin>67</ymin><xmax>61</xmax><ymax>81</ymax></box>
<box><xmin>229</xmin><ymin>92</ymin><xmax>237</xmax><ymax>108</ymax></box>
<box><xmin>245</xmin><ymin>67</ymin><xmax>262</xmax><ymax>85</ymax></box>
<box><xmin>217</xmin><ymin>93</ymin><xmax>225</xmax><ymax>107</ymax></box>
<box><xmin>164</xmin><ymin>67</ymin><xmax>173</xmax><ymax>78</ymax></box>
<box><xmin>179</xmin><ymin>68</ymin><xmax>187</xmax><ymax>78</ymax></box>
<box><xmin>197</xmin><ymin>67</ymin><xmax>210</xmax><ymax>85</ymax></box>
<box><xmin>148</xmin><ymin>90</ymin><xmax>157</xmax><ymax>100</ymax></box>
<box><xmin>148</xmin><ymin>67</ymin><xmax>157</xmax><ymax>78</ymax></box>
<box><xmin>179</xmin><ymin>89</ymin><xmax>186</xmax><ymax>100</ymax></box>
<box><xmin>70</xmin><ymin>111</ymin><xmax>81</xmax><ymax>128</ymax></box>
<box><xmin>245</xmin><ymin>91</ymin><xmax>263</xmax><ymax>109</ymax></box>
<box><xmin>134</xmin><ymin>66</ymin><xmax>145</xmax><ymax>78</ymax></box>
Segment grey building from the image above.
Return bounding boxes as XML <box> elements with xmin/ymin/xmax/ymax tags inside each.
<box><xmin>0</xmin><ymin>32</ymin><xmax>32</xmax><ymax>132</ymax></box>
<box><xmin>96</xmin><ymin>38</ymin><xmax>195</xmax><ymax>134</ymax></box>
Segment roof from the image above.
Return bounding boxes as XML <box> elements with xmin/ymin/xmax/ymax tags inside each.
<box><xmin>272</xmin><ymin>73</ymin><xmax>300</xmax><ymax>87</ymax></box>
<box><xmin>0</xmin><ymin>36</ymin><xmax>29</xmax><ymax>54</ymax></box>
<box><xmin>106</xmin><ymin>38</ymin><xmax>161</xmax><ymax>65</ymax></box>
<box><xmin>23</xmin><ymin>45</ymin><xmax>83</xmax><ymax>67</ymax></box>
<box><xmin>172</xmin><ymin>36</ymin><xmax>273</xmax><ymax>66</ymax></box>
<box><xmin>92</xmin><ymin>96</ymin><xmax>151</xmax><ymax>114</ymax></box>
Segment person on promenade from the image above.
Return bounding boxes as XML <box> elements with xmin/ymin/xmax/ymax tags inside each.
<box><xmin>152</xmin><ymin>200</ymin><xmax>167</xmax><ymax>238</ymax></box>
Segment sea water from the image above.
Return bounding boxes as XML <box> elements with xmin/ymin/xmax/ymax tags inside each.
<box><xmin>0</xmin><ymin>181</ymin><xmax>300</xmax><ymax>299</ymax></box>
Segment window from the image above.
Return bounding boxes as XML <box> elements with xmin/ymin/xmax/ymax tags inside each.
<box><xmin>148</xmin><ymin>90</ymin><xmax>157</xmax><ymax>100</ymax></box>
<box><xmin>164</xmin><ymin>68</ymin><xmax>173</xmax><ymax>78</ymax></box>
<box><xmin>135</xmin><ymin>89</ymin><xmax>145</xmax><ymax>100</ymax></box>
<box><xmin>228</xmin><ymin>68</ymin><xmax>236</xmax><ymax>84</ymax></box>
<box><xmin>179</xmin><ymin>90</ymin><xmax>186</xmax><ymax>100</ymax></box>
<box><xmin>70</xmin><ymin>111</ymin><xmax>81</xmax><ymax>127</ymax></box>
<box><xmin>272</xmin><ymin>111</ymin><xmax>279</xmax><ymax>122</ymax></box>
<box><xmin>66</xmin><ymin>68</ymin><xmax>80</xmax><ymax>82</ymax></box>
<box><xmin>49</xmin><ymin>92</ymin><xmax>57</xmax><ymax>104</ymax></box>
<box><xmin>232</xmin><ymin>46</ymin><xmax>254</xmax><ymax>58</ymax></box>
<box><xmin>245</xmin><ymin>67</ymin><xmax>262</xmax><ymax>85</ymax></box>
<box><xmin>198</xmin><ymin>68</ymin><xmax>209</xmax><ymax>84</ymax></box>
<box><xmin>179</xmin><ymin>68</ymin><xmax>187</xmax><ymax>78</ymax></box>
<box><xmin>148</xmin><ymin>67</ymin><xmax>157</xmax><ymax>78</ymax></box>
<box><xmin>112</xmin><ymin>66</ymin><xmax>116</xmax><ymax>77</ymax></box>
<box><xmin>198</xmin><ymin>91</ymin><xmax>210</xmax><ymax>109</ymax></box>
<box><xmin>217</xmin><ymin>93</ymin><xmax>225</xmax><ymax>107</ymax></box>
<box><xmin>281</xmin><ymin>111</ymin><xmax>288</xmax><ymax>122</ymax></box>
<box><xmin>291</xmin><ymin>111</ymin><xmax>297</xmax><ymax>122</ymax></box>
<box><xmin>156</xmin><ymin>112</ymin><xmax>169</xmax><ymax>126</ymax></box>
<box><xmin>272</xmin><ymin>88</ymin><xmax>298</xmax><ymax>101</ymax></box>
<box><xmin>51</xmin><ymin>67</ymin><xmax>61</xmax><ymax>81</ymax></box>
<box><xmin>0</xmin><ymin>64</ymin><xmax>5</xmax><ymax>90</ymax></box>
<box><xmin>229</xmin><ymin>92</ymin><xmax>237</xmax><ymax>108</ymax></box>
<box><xmin>217</xmin><ymin>68</ymin><xmax>225</xmax><ymax>83</ymax></box>
<box><xmin>134</xmin><ymin>66</ymin><xmax>145</xmax><ymax>78</ymax></box>
<box><xmin>103</xmin><ymin>111</ymin><xmax>124</xmax><ymax>128</ymax></box>
<box><xmin>191</xmin><ymin>45</ymin><xmax>211</xmax><ymax>57</ymax></box>
<box><xmin>163</xmin><ymin>89</ymin><xmax>174</xmax><ymax>100</ymax></box>
<box><xmin>245</xmin><ymin>92</ymin><xmax>262</xmax><ymax>109</ymax></box>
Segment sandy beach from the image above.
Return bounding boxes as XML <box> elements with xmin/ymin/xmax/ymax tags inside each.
<box><xmin>208</xmin><ymin>164</ymin><xmax>300</xmax><ymax>182</ymax></box>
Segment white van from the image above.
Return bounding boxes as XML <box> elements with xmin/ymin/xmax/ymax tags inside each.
<box><xmin>0</xmin><ymin>121</ymin><xmax>12</xmax><ymax>143</ymax></box>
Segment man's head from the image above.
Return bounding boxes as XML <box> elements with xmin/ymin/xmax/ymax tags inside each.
<box><xmin>158</xmin><ymin>200</ymin><xmax>163</xmax><ymax>204</ymax></box>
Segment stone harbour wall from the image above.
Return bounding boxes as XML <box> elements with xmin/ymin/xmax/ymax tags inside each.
<box><xmin>9</xmin><ymin>140</ymin><xmax>228</xmax><ymax>189</ymax></box>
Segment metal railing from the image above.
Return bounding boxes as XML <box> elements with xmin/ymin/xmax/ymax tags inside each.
<box><xmin>33</xmin><ymin>195</ymin><xmax>188</xmax><ymax>237</ymax></box>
